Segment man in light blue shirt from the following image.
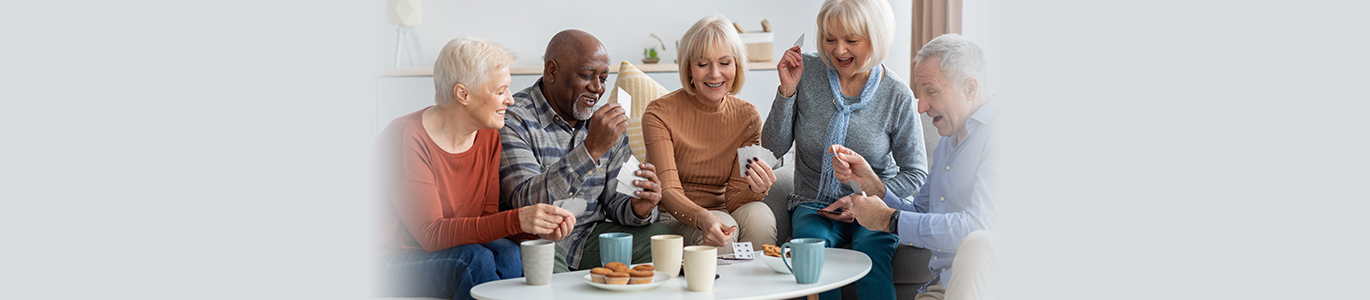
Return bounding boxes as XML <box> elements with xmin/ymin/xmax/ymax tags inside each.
<box><xmin>826</xmin><ymin>33</ymin><xmax>998</xmax><ymax>300</ymax></box>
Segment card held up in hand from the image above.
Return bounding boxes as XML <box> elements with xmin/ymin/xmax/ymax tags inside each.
<box><xmin>616</xmin><ymin>87</ymin><xmax>632</xmax><ymax>112</ymax></box>
<box><xmin>615</xmin><ymin>155</ymin><xmax>648</xmax><ymax>197</ymax></box>
<box><xmin>793</xmin><ymin>33</ymin><xmax>804</xmax><ymax>49</ymax></box>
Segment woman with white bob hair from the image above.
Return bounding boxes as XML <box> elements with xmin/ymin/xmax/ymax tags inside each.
<box><xmin>374</xmin><ymin>36</ymin><xmax>576</xmax><ymax>300</ymax></box>
<box><xmin>643</xmin><ymin>14</ymin><xmax>779</xmax><ymax>250</ymax></box>
<box><xmin>762</xmin><ymin>0</ymin><xmax>929</xmax><ymax>299</ymax></box>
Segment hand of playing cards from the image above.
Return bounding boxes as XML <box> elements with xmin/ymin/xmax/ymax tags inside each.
<box><xmin>614</xmin><ymin>155</ymin><xmax>648</xmax><ymax>197</ymax></box>
<box><xmin>737</xmin><ymin>145</ymin><xmax>781</xmax><ymax>178</ymax></box>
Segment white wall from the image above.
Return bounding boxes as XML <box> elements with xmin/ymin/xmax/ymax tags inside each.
<box><xmin>960</xmin><ymin>0</ymin><xmax>1000</xmax><ymax>96</ymax></box>
<box><xmin>373</xmin><ymin>0</ymin><xmax>919</xmax><ymax>134</ymax></box>
<box><xmin>377</xmin><ymin>0</ymin><xmax>826</xmax><ymax>71</ymax></box>
<box><xmin>375</xmin><ymin>0</ymin><xmax>917</xmax><ymax>78</ymax></box>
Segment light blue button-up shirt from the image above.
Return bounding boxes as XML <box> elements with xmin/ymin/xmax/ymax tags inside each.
<box><xmin>881</xmin><ymin>98</ymin><xmax>999</xmax><ymax>292</ymax></box>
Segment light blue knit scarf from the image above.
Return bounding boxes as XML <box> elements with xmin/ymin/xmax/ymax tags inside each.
<box><xmin>811</xmin><ymin>64</ymin><xmax>883</xmax><ymax>207</ymax></box>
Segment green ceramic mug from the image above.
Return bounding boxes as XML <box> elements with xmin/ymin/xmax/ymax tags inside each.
<box><xmin>781</xmin><ymin>238</ymin><xmax>825</xmax><ymax>284</ymax></box>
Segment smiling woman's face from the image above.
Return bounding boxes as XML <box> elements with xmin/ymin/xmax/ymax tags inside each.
<box><xmin>467</xmin><ymin>66</ymin><xmax>515</xmax><ymax>130</ymax></box>
<box><xmin>688</xmin><ymin>44</ymin><xmax>736</xmax><ymax>104</ymax></box>
<box><xmin>822</xmin><ymin>21</ymin><xmax>873</xmax><ymax>78</ymax></box>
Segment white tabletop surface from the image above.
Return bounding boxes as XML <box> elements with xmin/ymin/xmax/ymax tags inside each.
<box><xmin>471</xmin><ymin>248</ymin><xmax>871</xmax><ymax>300</ymax></box>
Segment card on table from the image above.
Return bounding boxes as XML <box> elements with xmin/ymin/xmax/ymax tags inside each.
<box><xmin>731</xmin><ymin>242</ymin><xmax>755</xmax><ymax>259</ymax></box>
<box><xmin>737</xmin><ymin>145</ymin><xmax>781</xmax><ymax>178</ymax></box>
<box><xmin>614</xmin><ymin>155</ymin><xmax>647</xmax><ymax>197</ymax></box>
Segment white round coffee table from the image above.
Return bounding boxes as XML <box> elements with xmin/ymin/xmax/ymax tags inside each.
<box><xmin>471</xmin><ymin>248</ymin><xmax>871</xmax><ymax>300</ymax></box>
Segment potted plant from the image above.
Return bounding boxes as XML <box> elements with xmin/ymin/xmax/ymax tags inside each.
<box><xmin>642</xmin><ymin>33</ymin><xmax>666</xmax><ymax>64</ymax></box>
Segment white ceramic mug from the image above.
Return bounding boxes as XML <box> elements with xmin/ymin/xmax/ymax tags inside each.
<box><xmin>683</xmin><ymin>245</ymin><xmax>717</xmax><ymax>292</ymax></box>
<box><xmin>651</xmin><ymin>234</ymin><xmax>684</xmax><ymax>278</ymax></box>
<box><xmin>519</xmin><ymin>239</ymin><xmax>555</xmax><ymax>285</ymax></box>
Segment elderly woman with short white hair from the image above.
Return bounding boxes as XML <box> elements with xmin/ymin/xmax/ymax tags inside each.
<box><xmin>643</xmin><ymin>14</ymin><xmax>779</xmax><ymax>250</ymax></box>
<box><xmin>374</xmin><ymin>36</ymin><xmax>576</xmax><ymax>300</ymax></box>
<box><xmin>761</xmin><ymin>0</ymin><xmax>929</xmax><ymax>299</ymax></box>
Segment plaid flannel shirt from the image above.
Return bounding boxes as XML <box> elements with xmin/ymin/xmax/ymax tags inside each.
<box><xmin>498</xmin><ymin>79</ymin><xmax>658</xmax><ymax>268</ymax></box>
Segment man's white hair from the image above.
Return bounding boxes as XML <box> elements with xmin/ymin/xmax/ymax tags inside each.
<box><xmin>433</xmin><ymin>36</ymin><xmax>516</xmax><ymax>106</ymax></box>
<box><xmin>914</xmin><ymin>34</ymin><xmax>987</xmax><ymax>95</ymax></box>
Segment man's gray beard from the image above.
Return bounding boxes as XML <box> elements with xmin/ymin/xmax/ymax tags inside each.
<box><xmin>573</xmin><ymin>104</ymin><xmax>594</xmax><ymax>121</ymax></box>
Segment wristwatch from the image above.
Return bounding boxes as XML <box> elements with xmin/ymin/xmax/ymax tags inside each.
<box><xmin>888</xmin><ymin>210</ymin><xmax>900</xmax><ymax>234</ymax></box>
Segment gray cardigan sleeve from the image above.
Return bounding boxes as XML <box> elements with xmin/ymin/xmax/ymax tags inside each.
<box><xmin>877</xmin><ymin>87</ymin><xmax>929</xmax><ymax>199</ymax></box>
<box><xmin>761</xmin><ymin>88</ymin><xmax>797</xmax><ymax>159</ymax></box>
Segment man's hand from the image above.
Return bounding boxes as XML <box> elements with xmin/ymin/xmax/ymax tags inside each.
<box><xmin>629</xmin><ymin>163</ymin><xmax>662</xmax><ymax>218</ymax></box>
<box><xmin>849</xmin><ymin>194</ymin><xmax>895</xmax><ymax>233</ymax></box>
<box><xmin>696</xmin><ymin>210</ymin><xmax>736</xmax><ymax>247</ymax></box>
<box><xmin>519</xmin><ymin>204</ymin><xmax>576</xmax><ymax>240</ymax></box>
<box><xmin>777</xmin><ymin>46</ymin><xmax>804</xmax><ymax>98</ymax></box>
<box><xmin>584</xmin><ymin>103</ymin><xmax>628</xmax><ymax>163</ymax></box>
<box><xmin>816</xmin><ymin>196</ymin><xmax>855</xmax><ymax>223</ymax></box>
<box><xmin>829</xmin><ymin>145</ymin><xmax>886</xmax><ymax>197</ymax></box>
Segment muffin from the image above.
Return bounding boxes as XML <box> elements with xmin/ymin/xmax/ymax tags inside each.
<box><xmin>589</xmin><ymin>267</ymin><xmax>613</xmax><ymax>283</ymax></box>
<box><xmin>628</xmin><ymin>270</ymin><xmax>654</xmax><ymax>284</ymax></box>
<box><xmin>604</xmin><ymin>262</ymin><xmax>629</xmax><ymax>273</ymax></box>
<box><xmin>605</xmin><ymin>271</ymin><xmax>630</xmax><ymax>285</ymax></box>
<box><xmin>632</xmin><ymin>264</ymin><xmax>656</xmax><ymax>272</ymax></box>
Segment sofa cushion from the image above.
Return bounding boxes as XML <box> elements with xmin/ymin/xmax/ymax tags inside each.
<box><xmin>606</xmin><ymin>61</ymin><xmax>670</xmax><ymax>163</ymax></box>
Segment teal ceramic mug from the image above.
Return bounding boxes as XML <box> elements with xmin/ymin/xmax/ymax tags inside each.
<box><xmin>781</xmin><ymin>238</ymin><xmax>825</xmax><ymax>284</ymax></box>
<box><xmin>599</xmin><ymin>232</ymin><xmax>632</xmax><ymax>266</ymax></box>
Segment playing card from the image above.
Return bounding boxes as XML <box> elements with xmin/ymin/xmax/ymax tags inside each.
<box><xmin>737</xmin><ymin>145</ymin><xmax>781</xmax><ymax>178</ymax></box>
<box><xmin>848</xmin><ymin>180</ymin><xmax>863</xmax><ymax>196</ymax></box>
<box><xmin>792</xmin><ymin>33</ymin><xmax>804</xmax><ymax>49</ymax></box>
<box><xmin>731</xmin><ymin>242</ymin><xmax>755</xmax><ymax>259</ymax></box>
<box><xmin>615</xmin><ymin>155</ymin><xmax>648</xmax><ymax>197</ymax></box>
<box><xmin>615</xmin><ymin>87</ymin><xmax>632</xmax><ymax>112</ymax></box>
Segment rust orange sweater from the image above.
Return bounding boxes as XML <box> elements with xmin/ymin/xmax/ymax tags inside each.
<box><xmin>642</xmin><ymin>89</ymin><xmax>766</xmax><ymax>229</ymax></box>
<box><xmin>375</xmin><ymin>108</ymin><xmax>524</xmax><ymax>257</ymax></box>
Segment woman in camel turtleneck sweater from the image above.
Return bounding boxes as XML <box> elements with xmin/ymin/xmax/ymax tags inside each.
<box><xmin>641</xmin><ymin>14</ymin><xmax>778</xmax><ymax>250</ymax></box>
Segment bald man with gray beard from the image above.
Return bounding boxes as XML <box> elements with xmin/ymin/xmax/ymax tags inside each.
<box><xmin>498</xmin><ymin>29</ymin><xmax>675</xmax><ymax>272</ymax></box>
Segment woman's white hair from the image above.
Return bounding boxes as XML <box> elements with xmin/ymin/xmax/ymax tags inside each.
<box><xmin>433</xmin><ymin>36</ymin><xmax>516</xmax><ymax>106</ymax></box>
<box><xmin>914</xmin><ymin>33</ymin><xmax>987</xmax><ymax>94</ymax></box>
<box><xmin>816</xmin><ymin>0</ymin><xmax>896</xmax><ymax>73</ymax></box>
<box><xmin>677</xmin><ymin>14</ymin><xmax>749</xmax><ymax>96</ymax></box>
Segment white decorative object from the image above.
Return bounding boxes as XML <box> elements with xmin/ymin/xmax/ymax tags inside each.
<box><xmin>387</xmin><ymin>0</ymin><xmax>424</xmax><ymax>67</ymax></box>
<box><xmin>387</xmin><ymin>0</ymin><xmax>422</xmax><ymax>26</ymax></box>
<box><xmin>738</xmin><ymin>32</ymin><xmax>774</xmax><ymax>62</ymax></box>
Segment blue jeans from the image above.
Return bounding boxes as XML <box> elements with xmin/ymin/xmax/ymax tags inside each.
<box><xmin>377</xmin><ymin>238</ymin><xmax>522</xmax><ymax>300</ymax></box>
<box><xmin>792</xmin><ymin>207</ymin><xmax>898</xmax><ymax>300</ymax></box>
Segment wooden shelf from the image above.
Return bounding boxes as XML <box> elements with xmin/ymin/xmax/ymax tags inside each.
<box><xmin>378</xmin><ymin>60</ymin><xmax>779</xmax><ymax>77</ymax></box>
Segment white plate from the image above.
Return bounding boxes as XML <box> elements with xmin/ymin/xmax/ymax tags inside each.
<box><xmin>582</xmin><ymin>271</ymin><xmax>671</xmax><ymax>292</ymax></box>
<box><xmin>758</xmin><ymin>249</ymin><xmax>793</xmax><ymax>274</ymax></box>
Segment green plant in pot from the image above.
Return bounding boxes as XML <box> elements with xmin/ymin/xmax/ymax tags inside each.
<box><xmin>642</xmin><ymin>33</ymin><xmax>666</xmax><ymax>64</ymax></box>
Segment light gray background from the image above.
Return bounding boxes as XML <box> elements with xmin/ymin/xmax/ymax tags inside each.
<box><xmin>3</xmin><ymin>0</ymin><xmax>1368</xmax><ymax>299</ymax></box>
